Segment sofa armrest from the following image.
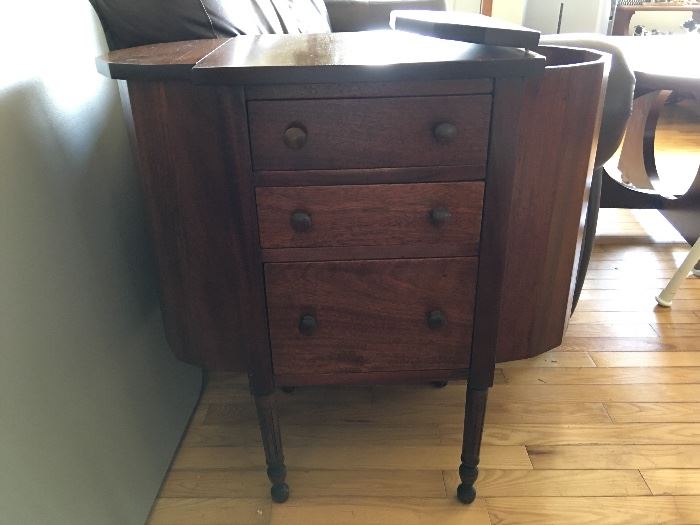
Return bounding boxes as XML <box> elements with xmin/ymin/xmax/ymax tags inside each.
<box><xmin>325</xmin><ymin>0</ymin><xmax>447</xmax><ymax>32</ymax></box>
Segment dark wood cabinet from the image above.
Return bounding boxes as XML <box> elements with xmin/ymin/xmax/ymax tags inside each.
<box><xmin>97</xmin><ymin>31</ymin><xmax>606</xmax><ymax>505</ymax></box>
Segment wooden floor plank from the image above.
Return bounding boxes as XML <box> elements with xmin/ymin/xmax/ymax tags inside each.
<box><xmin>489</xmin><ymin>384</ymin><xmax>700</xmax><ymax>403</ymax></box>
<box><xmin>485</xmin><ymin>496</ymin><xmax>700</xmax><ymax>525</ymax></box>
<box><xmin>583</xmin><ymin>278</ymin><xmax>700</xmax><ymax>290</ymax></box>
<box><xmin>182</xmin><ymin>422</ymin><xmax>442</xmax><ymax>448</ymax></box>
<box><xmin>441</xmin><ymin>423</ymin><xmax>700</xmax><ymax>446</ymax></box>
<box><xmin>556</xmin><ymin>337</ymin><xmax>700</xmax><ymax>353</ymax></box>
<box><xmin>586</xmin><ymin>259</ymin><xmax>687</xmax><ymax>270</ymax></box>
<box><xmin>585</xmin><ymin>268</ymin><xmax>681</xmax><ymax>279</ymax></box>
<box><xmin>196</xmin><ymin>401</ymin><xmax>611</xmax><ymax>432</ymax></box>
<box><xmin>501</xmin><ymin>367</ymin><xmax>700</xmax><ymax>385</ymax></box>
<box><xmin>575</xmin><ymin>299</ymin><xmax>700</xmax><ymax>312</ymax></box>
<box><xmin>592</xmin><ymin>352</ymin><xmax>700</xmax><ymax>368</ymax></box>
<box><xmin>563</xmin><ymin>323</ymin><xmax>659</xmax><ymax>338</ymax></box>
<box><xmin>268</xmin><ymin>497</ymin><xmax>492</xmax><ymax>525</ymax></box>
<box><xmin>173</xmin><ymin>445</ymin><xmax>532</xmax><ymax>471</ymax></box>
<box><xmin>528</xmin><ymin>445</ymin><xmax>700</xmax><ymax>469</ymax></box>
<box><xmin>606</xmin><ymin>403</ymin><xmax>700</xmax><ymax>423</ymax></box>
<box><xmin>569</xmin><ymin>310</ymin><xmax>699</xmax><ymax>324</ymax></box>
<box><xmin>579</xmin><ymin>288</ymin><xmax>698</xmax><ymax>301</ymax></box>
<box><xmin>496</xmin><ymin>352</ymin><xmax>596</xmax><ymax>368</ymax></box>
<box><xmin>652</xmin><ymin>324</ymin><xmax>700</xmax><ymax>337</ymax></box>
<box><xmin>159</xmin><ymin>469</ymin><xmax>447</xmax><ymax>499</ymax></box>
<box><xmin>147</xmin><ymin>498</ymin><xmax>270</xmax><ymax>525</ymax></box>
<box><xmin>486</xmin><ymin>401</ymin><xmax>612</xmax><ymax>424</ymax></box>
<box><xmin>641</xmin><ymin>469</ymin><xmax>700</xmax><ymax>496</ymax></box>
<box><xmin>443</xmin><ymin>469</ymin><xmax>650</xmax><ymax>497</ymax></box>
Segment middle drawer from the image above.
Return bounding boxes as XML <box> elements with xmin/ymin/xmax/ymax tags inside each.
<box><xmin>256</xmin><ymin>181</ymin><xmax>484</xmax><ymax>250</ymax></box>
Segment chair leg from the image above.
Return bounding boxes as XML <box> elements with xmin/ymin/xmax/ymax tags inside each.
<box><xmin>656</xmin><ymin>237</ymin><xmax>700</xmax><ymax>307</ymax></box>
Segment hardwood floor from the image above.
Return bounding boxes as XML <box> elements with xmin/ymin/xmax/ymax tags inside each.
<box><xmin>145</xmin><ymin>207</ymin><xmax>700</xmax><ymax>525</ymax></box>
<box><xmin>147</xmin><ymin>106</ymin><xmax>700</xmax><ymax>523</ymax></box>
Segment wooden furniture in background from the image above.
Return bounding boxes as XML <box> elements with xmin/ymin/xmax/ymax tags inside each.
<box><xmin>612</xmin><ymin>4</ymin><xmax>700</xmax><ymax>36</ymax></box>
<box><xmin>481</xmin><ymin>0</ymin><xmax>493</xmax><ymax>16</ymax></box>
<box><xmin>97</xmin><ymin>30</ymin><xmax>605</xmax><ymax>505</ymax></box>
<box><xmin>602</xmin><ymin>36</ymin><xmax>700</xmax><ymax>249</ymax></box>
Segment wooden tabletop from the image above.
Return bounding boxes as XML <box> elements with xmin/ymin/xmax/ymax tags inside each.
<box><xmin>390</xmin><ymin>11</ymin><xmax>541</xmax><ymax>50</ymax></box>
<box><xmin>98</xmin><ymin>31</ymin><xmax>545</xmax><ymax>83</ymax></box>
<box><xmin>608</xmin><ymin>35</ymin><xmax>700</xmax><ymax>92</ymax></box>
<box><xmin>96</xmin><ymin>38</ymin><xmax>231</xmax><ymax>81</ymax></box>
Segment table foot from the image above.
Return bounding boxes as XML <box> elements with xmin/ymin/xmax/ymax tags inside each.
<box><xmin>457</xmin><ymin>387</ymin><xmax>488</xmax><ymax>504</ymax></box>
<box><xmin>457</xmin><ymin>465</ymin><xmax>478</xmax><ymax>504</ymax></box>
<box><xmin>268</xmin><ymin>465</ymin><xmax>290</xmax><ymax>503</ymax></box>
<box><xmin>255</xmin><ymin>393</ymin><xmax>289</xmax><ymax>503</ymax></box>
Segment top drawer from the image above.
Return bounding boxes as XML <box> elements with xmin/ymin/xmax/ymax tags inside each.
<box><xmin>248</xmin><ymin>95</ymin><xmax>491</xmax><ymax>171</ymax></box>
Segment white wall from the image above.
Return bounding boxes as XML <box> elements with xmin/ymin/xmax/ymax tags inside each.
<box><xmin>0</xmin><ymin>2</ymin><xmax>202</xmax><ymax>524</ymax></box>
<box><xmin>522</xmin><ymin>0</ymin><xmax>612</xmax><ymax>34</ymax></box>
<box><xmin>448</xmin><ymin>0</ymin><xmax>526</xmax><ymax>24</ymax></box>
<box><xmin>493</xmin><ymin>0</ymin><xmax>526</xmax><ymax>24</ymax></box>
<box><xmin>448</xmin><ymin>0</ymin><xmax>481</xmax><ymax>14</ymax></box>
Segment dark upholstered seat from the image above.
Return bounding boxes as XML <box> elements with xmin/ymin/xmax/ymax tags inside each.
<box><xmin>89</xmin><ymin>0</ymin><xmax>332</xmax><ymax>50</ymax></box>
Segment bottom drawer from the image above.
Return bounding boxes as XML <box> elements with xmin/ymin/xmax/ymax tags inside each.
<box><xmin>265</xmin><ymin>258</ymin><xmax>477</xmax><ymax>376</ymax></box>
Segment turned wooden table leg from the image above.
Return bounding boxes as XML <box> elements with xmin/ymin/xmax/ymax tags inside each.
<box><xmin>458</xmin><ymin>387</ymin><xmax>489</xmax><ymax>504</ymax></box>
<box><xmin>255</xmin><ymin>393</ymin><xmax>289</xmax><ymax>503</ymax></box>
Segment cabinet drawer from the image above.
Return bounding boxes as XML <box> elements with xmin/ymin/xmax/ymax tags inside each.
<box><xmin>265</xmin><ymin>258</ymin><xmax>477</xmax><ymax>376</ymax></box>
<box><xmin>256</xmin><ymin>182</ymin><xmax>484</xmax><ymax>251</ymax></box>
<box><xmin>248</xmin><ymin>95</ymin><xmax>491</xmax><ymax>170</ymax></box>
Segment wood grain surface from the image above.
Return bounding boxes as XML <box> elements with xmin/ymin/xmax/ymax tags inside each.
<box><xmin>193</xmin><ymin>31</ymin><xmax>545</xmax><ymax>85</ymax></box>
<box><xmin>248</xmin><ymin>95</ymin><xmax>491</xmax><ymax>171</ymax></box>
<box><xmin>265</xmin><ymin>258</ymin><xmax>477</xmax><ymax>377</ymax></box>
<box><xmin>97</xmin><ymin>38</ymin><xmax>230</xmax><ymax>80</ymax></box>
<box><xmin>127</xmin><ymin>81</ymin><xmax>267</xmax><ymax>374</ymax></box>
<box><xmin>256</xmin><ymin>182</ymin><xmax>484</xmax><ymax>251</ymax></box>
<box><xmin>253</xmin><ymin>166</ymin><xmax>486</xmax><ymax>188</ymax></box>
<box><xmin>245</xmin><ymin>78</ymin><xmax>493</xmax><ymax>100</ymax></box>
<box><xmin>494</xmin><ymin>46</ymin><xmax>607</xmax><ymax>363</ymax></box>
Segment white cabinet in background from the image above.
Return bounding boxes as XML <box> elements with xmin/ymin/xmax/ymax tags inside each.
<box><xmin>523</xmin><ymin>0</ymin><xmax>613</xmax><ymax>34</ymax></box>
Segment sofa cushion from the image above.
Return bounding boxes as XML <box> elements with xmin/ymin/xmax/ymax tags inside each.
<box><xmin>325</xmin><ymin>0</ymin><xmax>446</xmax><ymax>32</ymax></box>
<box><xmin>90</xmin><ymin>0</ymin><xmax>330</xmax><ymax>50</ymax></box>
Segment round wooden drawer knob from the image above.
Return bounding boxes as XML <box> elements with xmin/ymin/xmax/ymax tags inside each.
<box><xmin>430</xmin><ymin>207</ymin><xmax>452</xmax><ymax>225</ymax></box>
<box><xmin>290</xmin><ymin>211</ymin><xmax>312</xmax><ymax>232</ymax></box>
<box><xmin>433</xmin><ymin>122</ymin><xmax>457</xmax><ymax>144</ymax></box>
<box><xmin>298</xmin><ymin>314</ymin><xmax>317</xmax><ymax>336</ymax></box>
<box><xmin>283</xmin><ymin>126</ymin><xmax>308</xmax><ymax>150</ymax></box>
<box><xmin>427</xmin><ymin>310</ymin><xmax>447</xmax><ymax>330</ymax></box>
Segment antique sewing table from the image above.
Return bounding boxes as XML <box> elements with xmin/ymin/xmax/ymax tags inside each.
<box><xmin>97</xmin><ymin>28</ymin><xmax>606</xmax><ymax>503</ymax></box>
